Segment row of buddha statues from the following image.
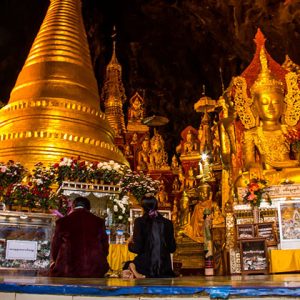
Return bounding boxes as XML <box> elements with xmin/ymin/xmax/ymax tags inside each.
<box><xmin>117</xmin><ymin>29</ymin><xmax>300</xmax><ymax>250</ymax></box>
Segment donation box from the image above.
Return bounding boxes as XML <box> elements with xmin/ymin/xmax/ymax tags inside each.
<box><xmin>0</xmin><ymin>211</ymin><xmax>55</xmax><ymax>275</ymax></box>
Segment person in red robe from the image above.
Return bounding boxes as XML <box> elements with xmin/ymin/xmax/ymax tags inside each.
<box><xmin>50</xmin><ymin>197</ymin><xmax>109</xmax><ymax>278</ymax></box>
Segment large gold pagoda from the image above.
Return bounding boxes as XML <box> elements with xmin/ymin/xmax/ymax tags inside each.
<box><xmin>0</xmin><ymin>0</ymin><xmax>127</xmax><ymax>170</ymax></box>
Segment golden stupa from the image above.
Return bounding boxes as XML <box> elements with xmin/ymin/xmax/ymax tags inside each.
<box><xmin>0</xmin><ymin>0</ymin><xmax>128</xmax><ymax>170</ymax></box>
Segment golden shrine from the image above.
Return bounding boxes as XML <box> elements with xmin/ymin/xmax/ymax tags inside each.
<box><xmin>0</xmin><ymin>0</ymin><xmax>127</xmax><ymax>171</ymax></box>
<box><xmin>0</xmin><ymin>0</ymin><xmax>300</xmax><ymax>278</ymax></box>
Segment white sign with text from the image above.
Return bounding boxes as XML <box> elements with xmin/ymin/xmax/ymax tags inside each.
<box><xmin>238</xmin><ymin>184</ymin><xmax>300</xmax><ymax>200</ymax></box>
<box><xmin>5</xmin><ymin>240</ymin><xmax>38</xmax><ymax>260</ymax></box>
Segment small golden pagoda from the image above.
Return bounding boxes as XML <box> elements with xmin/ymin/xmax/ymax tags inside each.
<box><xmin>0</xmin><ymin>0</ymin><xmax>128</xmax><ymax>170</ymax></box>
<box><xmin>101</xmin><ymin>35</ymin><xmax>127</xmax><ymax>139</ymax></box>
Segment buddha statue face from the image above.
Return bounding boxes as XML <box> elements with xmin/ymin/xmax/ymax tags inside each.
<box><xmin>198</xmin><ymin>184</ymin><xmax>211</xmax><ymax>201</ymax></box>
<box><xmin>253</xmin><ymin>88</ymin><xmax>284</xmax><ymax>123</ymax></box>
<box><xmin>141</xmin><ymin>138</ymin><xmax>150</xmax><ymax>150</ymax></box>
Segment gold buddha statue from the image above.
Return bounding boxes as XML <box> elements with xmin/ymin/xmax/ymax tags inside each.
<box><xmin>179</xmin><ymin>191</ymin><xmax>190</xmax><ymax>229</ymax></box>
<box><xmin>136</xmin><ymin>136</ymin><xmax>150</xmax><ymax>171</ymax></box>
<box><xmin>156</xmin><ymin>180</ymin><xmax>170</xmax><ymax>208</ymax></box>
<box><xmin>148</xmin><ymin>132</ymin><xmax>170</xmax><ymax>170</ymax></box>
<box><xmin>181</xmin><ymin>182</ymin><xmax>212</xmax><ymax>243</ymax></box>
<box><xmin>183</xmin><ymin>130</ymin><xmax>199</xmax><ymax>154</ymax></box>
<box><xmin>128</xmin><ymin>93</ymin><xmax>144</xmax><ymax>123</ymax></box>
<box><xmin>233</xmin><ymin>30</ymin><xmax>300</xmax><ymax>186</ymax></box>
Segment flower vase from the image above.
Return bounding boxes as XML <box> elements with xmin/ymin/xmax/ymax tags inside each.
<box><xmin>252</xmin><ymin>206</ymin><xmax>260</xmax><ymax>223</ymax></box>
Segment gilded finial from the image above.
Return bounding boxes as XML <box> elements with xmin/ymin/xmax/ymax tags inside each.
<box><xmin>253</xmin><ymin>28</ymin><xmax>266</xmax><ymax>49</ymax></box>
<box><xmin>101</xmin><ymin>25</ymin><xmax>127</xmax><ymax>137</ymax></box>
<box><xmin>108</xmin><ymin>26</ymin><xmax>120</xmax><ymax>69</ymax></box>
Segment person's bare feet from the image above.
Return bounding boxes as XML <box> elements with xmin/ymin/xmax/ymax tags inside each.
<box><xmin>121</xmin><ymin>269</ymin><xmax>134</xmax><ymax>279</ymax></box>
<box><xmin>129</xmin><ymin>263</ymin><xmax>146</xmax><ymax>279</ymax></box>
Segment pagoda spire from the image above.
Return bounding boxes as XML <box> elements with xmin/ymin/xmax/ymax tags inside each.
<box><xmin>101</xmin><ymin>27</ymin><xmax>127</xmax><ymax>138</ymax></box>
<box><xmin>0</xmin><ymin>0</ymin><xmax>128</xmax><ymax>170</ymax></box>
<box><xmin>10</xmin><ymin>0</ymin><xmax>99</xmax><ymax>108</ymax></box>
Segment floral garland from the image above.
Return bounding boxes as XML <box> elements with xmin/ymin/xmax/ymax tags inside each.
<box><xmin>0</xmin><ymin>157</ymin><xmax>160</xmax><ymax>220</ymax></box>
<box><xmin>0</xmin><ymin>160</ymin><xmax>26</xmax><ymax>194</ymax></box>
<box><xmin>52</xmin><ymin>157</ymin><xmax>127</xmax><ymax>185</ymax></box>
<box><xmin>120</xmin><ymin>170</ymin><xmax>160</xmax><ymax>202</ymax></box>
<box><xmin>243</xmin><ymin>178</ymin><xmax>272</xmax><ymax>208</ymax></box>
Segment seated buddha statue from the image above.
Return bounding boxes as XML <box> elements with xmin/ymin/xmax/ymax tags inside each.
<box><xmin>181</xmin><ymin>182</ymin><xmax>212</xmax><ymax>242</ymax></box>
<box><xmin>156</xmin><ymin>180</ymin><xmax>170</xmax><ymax>208</ymax></box>
<box><xmin>128</xmin><ymin>95</ymin><xmax>144</xmax><ymax>123</ymax></box>
<box><xmin>148</xmin><ymin>132</ymin><xmax>169</xmax><ymax>170</ymax></box>
<box><xmin>233</xmin><ymin>44</ymin><xmax>300</xmax><ymax>186</ymax></box>
<box><xmin>183</xmin><ymin>130</ymin><xmax>199</xmax><ymax>154</ymax></box>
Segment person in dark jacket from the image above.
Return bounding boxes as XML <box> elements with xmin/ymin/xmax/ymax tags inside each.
<box><xmin>124</xmin><ymin>195</ymin><xmax>176</xmax><ymax>278</ymax></box>
<box><xmin>50</xmin><ymin>197</ymin><xmax>109</xmax><ymax>278</ymax></box>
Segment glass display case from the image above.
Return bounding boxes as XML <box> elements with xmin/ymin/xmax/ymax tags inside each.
<box><xmin>0</xmin><ymin>211</ymin><xmax>55</xmax><ymax>275</ymax></box>
<box><xmin>239</xmin><ymin>238</ymin><xmax>268</xmax><ymax>275</ymax></box>
<box><xmin>256</xmin><ymin>222</ymin><xmax>277</xmax><ymax>246</ymax></box>
<box><xmin>236</xmin><ymin>224</ymin><xmax>255</xmax><ymax>240</ymax></box>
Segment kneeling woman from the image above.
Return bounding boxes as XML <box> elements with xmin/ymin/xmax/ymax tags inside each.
<box><xmin>124</xmin><ymin>195</ymin><xmax>176</xmax><ymax>278</ymax></box>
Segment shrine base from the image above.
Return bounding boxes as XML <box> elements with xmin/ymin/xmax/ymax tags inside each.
<box><xmin>1</xmin><ymin>274</ymin><xmax>300</xmax><ymax>299</ymax></box>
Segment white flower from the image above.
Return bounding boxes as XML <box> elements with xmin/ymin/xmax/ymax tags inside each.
<box><xmin>113</xmin><ymin>205</ymin><xmax>118</xmax><ymax>212</ymax></box>
<box><xmin>36</xmin><ymin>179</ymin><xmax>43</xmax><ymax>186</ymax></box>
<box><xmin>118</xmin><ymin>215</ymin><xmax>123</xmax><ymax>220</ymax></box>
<box><xmin>0</xmin><ymin>166</ymin><xmax>7</xmax><ymax>173</ymax></box>
<box><xmin>121</xmin><ymin>195</ymin><xmax>129</xmax><ymax>205</ymax></box>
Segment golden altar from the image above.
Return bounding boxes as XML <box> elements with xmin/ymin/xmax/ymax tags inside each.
<box><xmin>269</xmin><ymin>249</ymin><xmax>300</xmax><ymax>274</ymax></box>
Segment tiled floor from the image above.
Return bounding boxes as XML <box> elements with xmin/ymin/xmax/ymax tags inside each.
<box><xmin>0</xmin><ymin>274</ymin><xmax>300</xmax><ymax>299</ymax></box>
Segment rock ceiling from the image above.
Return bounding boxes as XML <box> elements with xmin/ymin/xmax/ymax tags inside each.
<box><xmin>0</xmin><ymin>0</ymin><xmax>299</xmax><ymax>157</ymax></box>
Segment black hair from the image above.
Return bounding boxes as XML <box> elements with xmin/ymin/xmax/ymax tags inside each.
<box><xmin>141</xmin><ymin>195</ymin><xmax>158</xmax><ymax>213</ymax></box>
<box><xmin>73</xmin><ymin>197</ymin><xmax>91</xmax><ymax>210</ymax></box>
<box><xmin>141</xmin><ymin>194</ymin><xmax>164</xmax><ymax>277</ymax></box>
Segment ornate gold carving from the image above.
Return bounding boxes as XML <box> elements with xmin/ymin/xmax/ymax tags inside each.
<box><xmin>148</xmin><ymin>132</ymin><xmax>170</xmax><ymax>170</ymax></box>
<box><xmin>101</xmin><ymin>40</ymin><xmax>127</xmax><ymax>137</ymax></box>
<box><xmin>233</xmin><ymin>77</ymin><xmax>256</xmax><ymax>129</ymax></box>
<box><xmin>284</xmin><ymin>72</ymin><xmax>300</xmax><ymax>126</ymax></box>
<box><xmin>282</xmin><ymin>55</ymin><xmax>300</xmax><ymax>74</ymax></box>
<box><xmin>250</xmin><ymin>48</ymin><xmax>284</xmax><ymax>96</ymax></box>
<box><xmin>255</xmin><ymin>127</ymin><xmax>291</xmax><ymax>167</ymax></box>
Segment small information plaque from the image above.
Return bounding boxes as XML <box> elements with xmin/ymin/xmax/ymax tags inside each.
<box><xmin>5</xmin><ymin>240</ymin><xmax>38</xmax><ymax>260</ymax></box>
